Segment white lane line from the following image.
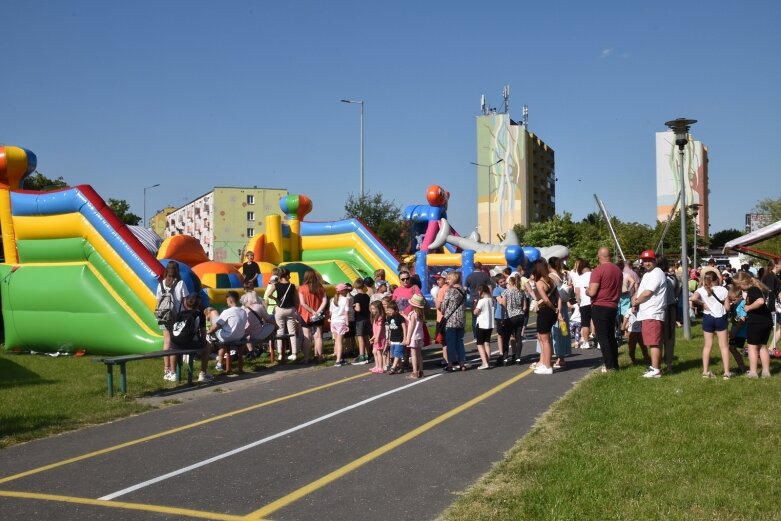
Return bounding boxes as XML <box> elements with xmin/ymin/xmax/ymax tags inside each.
<box><xmin>99</xmin><ymin>373</ymin><xmax>441</xmax><ymax>501</ymax></box>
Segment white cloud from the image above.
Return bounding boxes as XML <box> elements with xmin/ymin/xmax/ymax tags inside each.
<box><xmin>600</xmin><ymin>48</ymin><xmax>614</xmax><ymax>59</ymax></box>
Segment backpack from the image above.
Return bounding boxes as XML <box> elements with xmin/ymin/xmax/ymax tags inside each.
<box><xmin>155</xmin><ymin>286</ymin><xmax>174</xmax><ymax>325</ymax></box>
<box><xmin>171</xmin><ymin>310</ymin><xmax>200</xmax><ymax>347</ymax></box>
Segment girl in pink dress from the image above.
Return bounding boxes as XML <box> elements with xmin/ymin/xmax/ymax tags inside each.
<box><xmin>369</xmin><ymin>301</ymin><xmax>387</xmax><ymax>374</ymax></box>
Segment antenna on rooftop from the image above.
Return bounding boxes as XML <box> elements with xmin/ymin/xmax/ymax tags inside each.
<box><xmin>522</xmin><ymin>105</ymin><xmax>529</xmax><ymax>126</ymax></box>
<box><xmin>502</xmin><ymin>85</ymin><xmax>510</xmax><ymax>114</ymax></box>
<box><xmin>480</xmin><ymin>94</ymin><xmax>487</xmax><ymax>115</ymax></box>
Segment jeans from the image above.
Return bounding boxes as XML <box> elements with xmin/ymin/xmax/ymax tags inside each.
<box><xmin>592</xmin><ymin>305</ymin><xmax>619</xmax><ymax>370</ymax></box>
<box><xmin>445</xmin><ymin>327</ymin><xmax>465</xmax><ymax>364</ymax></box>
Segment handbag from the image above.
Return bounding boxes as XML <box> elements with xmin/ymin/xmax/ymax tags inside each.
<box><xmin>437</xmin><ymin>289</ymin><xmax>465</xmax><ymax>334</ymax></box>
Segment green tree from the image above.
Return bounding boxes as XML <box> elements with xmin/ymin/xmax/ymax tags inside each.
<box><xmin>22</xmin><ymin>171</ymin><xmax>68</xmax><ymax>191</ymax></box>
<box><xmin>344</xmin><ymin>192</ymin><xmax>407</xmax><ymax>254</ymax></box>
<box><xmin>754</xmin><ymin>197</ymin><xmax>781</xmax><ymax>220</ymax></box>
<box><xmin>747</xmin><ymin>197</ymin><xmax>781</xmax><ymax>257</ymax></box>
<box><xmin>107</xmin><ymin>198</ymin><xmax>141</xmax><ymax>226</ymax></box>
<box><xmin>710</xmin><ymin>228</ymin><xmax>743</xmax><ymax>250</ymax></box>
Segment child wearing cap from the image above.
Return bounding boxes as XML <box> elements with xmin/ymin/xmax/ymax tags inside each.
<box><xmin>330</xmin><ymin>284</ymin><xmax>351</xmax><ymax>366</ymax></box>
<box><xmin>404</xmin><ymin>294</ymin><xmax>427</xmax><ymax>378</ymax></box>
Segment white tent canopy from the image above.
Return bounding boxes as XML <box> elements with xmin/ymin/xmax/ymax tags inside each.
<box><xmin>723</xmin><ymin>219</ymin><xmax>781</xmax><ymax>257</ymax></box>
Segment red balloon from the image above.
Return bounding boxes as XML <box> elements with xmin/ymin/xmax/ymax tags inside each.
<box><xmin>426</xmin><ymin>185</ymin><xmax>448</xmax><ymax>207</ymax></box>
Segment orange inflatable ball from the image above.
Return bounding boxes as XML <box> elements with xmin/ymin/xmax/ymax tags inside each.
<box><xmin>426</xmin><ymin>185</ymin><xmax>449</xmax><ymax>207</ymax></box>
<box><xmin>192</xmin><ymin>261</ymin><xmax>245</xmax><ymax>289</ymax></box>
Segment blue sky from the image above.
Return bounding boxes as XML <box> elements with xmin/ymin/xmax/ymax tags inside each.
<box><xmin>4</xmin><ymin>1</ymin><xmax>779</xmax><ymax>239</ymax></box>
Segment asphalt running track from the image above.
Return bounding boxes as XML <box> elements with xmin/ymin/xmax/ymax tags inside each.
<box><xmin>0</xmin><ymin>339</ymin><xmax>603</xmax><ymax>521</ymax></box>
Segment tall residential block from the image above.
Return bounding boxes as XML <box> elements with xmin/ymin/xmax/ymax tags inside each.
<box><xmin>656</xmin><ymin>131</ymin><xmax>709</xmax><ymax>237</ymax></box>
<box><xmin>475</xmin><ymin>112</ymin><xmax>555</xmax><ymax>242</ymax></box>
<box><xmin>164</xmin><ymin>186</ymin><xmax>288</xmax><ymax>262</ymax></box>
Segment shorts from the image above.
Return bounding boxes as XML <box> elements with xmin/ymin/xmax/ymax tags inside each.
<box><xmin>354</xmin><ymin>319</ymin><xmax>371</xmax><ymax>337</ymax></box>
<box><xmin>702</xmin><ymin>314</ymin><xmax>728</xmax><ymax>333</ymax></box>
<box><xmin>390</xmin><ymin>342</ymin><xmax>405</xmax><ymax>359</ymax></box>
<box><xmin>641</xmin><ymin>319</ymin><xmax>664</xmax><ymax>347</ymax></box>
<box><xmin>730</xmin><ymin>336</ymin><xmax>746</xmax><ymax>348</ymax></box>
<box><xmin>475</xmin><ymin>327</ymin><xmax>492</xmax><ymax>344</ymax></box>
<box><xmin>345</xmin><ymin>321</ymin><xmax>356</xmax><ymax>338</ymax></box>
<box><xmin>618</xmin><ymin>295</ymin><xmax>630</xmax><ymax>318</ymax></box>
<box><xmin>494</xmin><ymin>318</ymin><xmax>507</xmax><ymax>336</ymax></box>
<box><xmin>331</xmin><ymin>322</ymin><xmax>349</xmax><ymax>337</ymax></box>
<box><xmin>746</xmin><ymin>320</ymin><xmax>772</xmax><ymax>346</ymax></box>
<box><xmin>536</xmin><ymin>307</ymin><xmax>557</xmax><ymax>334</ymax></box>
<box><xmin>579</xmin><ymin>305</ymin><xmax>592</xmax><ymax>327</ymax></box>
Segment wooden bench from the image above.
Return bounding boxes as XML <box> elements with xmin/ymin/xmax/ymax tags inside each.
<box><xmin>97</xmin><ymin>348</ymin><xmax>204</xmax><ymax>397</ymax></box>
<box><xmin>215</xmin><ymin>333</ymin><xmax>296</xmax><ymax>370</ymax></box>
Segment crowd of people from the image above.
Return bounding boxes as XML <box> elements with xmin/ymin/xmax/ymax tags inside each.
<box><xmin>154</xmin><ymin>248</ymin><xmax>781</xmax><ymax>382</ymax></box>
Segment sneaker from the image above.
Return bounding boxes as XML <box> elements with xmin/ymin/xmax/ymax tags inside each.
<box><xmin>215</xmin><ymin>363</ymin><xmax>223</xmax><ymax>371</ymax></box>
<box><xmin>198</xmin><ymin>371</ymin><xmax>213</xmax><ymax>382</ymax></box>
<box><xmin>702</xmin><ymin>371</ymin><xmax>715</xmax><ymax>379</ymax></box>
<box><xmin>353</xmin><ymin>355</ymin><xmax>370</xmax><ymax>365</ymax></box>
<box><xmin>761</xmin><ymin>371</ymin><xmax>772</xmax><ymax>378</ymax></box>
<box><xmin>642</xmin><ymin>367</ymin><xmax>662</xmax><ymax>378</ymax></box>
<box><xmin>580</xmin><ymin>341</ymin><xmax>592</xmax><ymax>350</ymax></box>
<box><xmin>477</xmin><ymin>364</ymin><xmax>490</xmax><ymax>370</ymax></box>
<box><xmin>746</xmin><ymin>371</ymin><xmax>759</xmax><ymax>379</ymax></box>
<box><xmin>533</xmin><ymin>365</ymin><xmax>553</xmax><ymax>375</ymax></box>
<box><xmin>334</xmin><ymin>360</ymin><xmax>350</xmax><ymax>367</ymax></box>
<box><xmin>503</xmin><ymin>357</ymin><xmax>514</xmax><ymax>366</ymax></box>
<box><xmin>164</xmin><ymin>371</ymin><xmax>177</xmax><ymax>381</ymax></box>
<box><xmin>723</xmin><ymin>372</ymin><xmax>733</xmax><ymax>380</ymax></box>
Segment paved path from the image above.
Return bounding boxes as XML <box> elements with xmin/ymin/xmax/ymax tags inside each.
<box><xmin>0</xmin><ymin>338</ymin><xmax>603</xmax><ymax>521</ymax></box>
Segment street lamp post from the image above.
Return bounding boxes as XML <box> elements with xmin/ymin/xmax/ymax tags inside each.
<box><xmin>665</xmin><ymin>118</ymin><xmax>697</xmax><ymax>340</ymax></box>
<box><xmin>340</xmin><ymin>99</ymin><xmax>365</xmax><ymax>198</ymax></box>
<box><xmin>689</xmin><ymin>203</ymin><xmax>702</xmax><ymax>268</ymax></box>
<box><xmin>143</xmin><ymin>183</ymin><xmax>160</xmax><ymax>229</ymax></box>
<box><xmin>470</xmin><ymin>158</ymin><xmax>503</xmax><ymax>243</ymax></box>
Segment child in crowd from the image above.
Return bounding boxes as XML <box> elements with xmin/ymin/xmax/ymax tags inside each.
<box><xmin>404</xmin><ymin>294</ymin><xmax>426</xmax><ymax>378</ymax></box>
<box><xmin>568</xmin><ymin>301</ymin><xmax>581</xmax><ymax>349</ymax></box>
<box><xmin>623</xmin><ymin>305</ymin><xmax>648</xmax><ymax>365</ymax></box>
<box><xmin>472</xmin><ymin>284</ymin><xmax>495</xmax><ymax>369</ymax></box>
<box><xmin>369</xmin><ymin>301</ymin><xmax>387</xmax><ymax>374</ymax></box>
<box><xmin>727</xmin><ymin>285</ymin><xmax>748</xmax><ymax>373</ymax></box>
<box><xmin>385</xmin><ymin>300</ymin><xmax>407</xmax><ymax>374</ymax></box>
<box><xmin>330</xmin><ymin>283</ymin><xmax>351</xmax><ymax>366</ymax></box>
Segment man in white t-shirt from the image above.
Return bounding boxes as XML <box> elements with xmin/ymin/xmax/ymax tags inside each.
<box><xmin>632</xmin><ymin>250</ymin><xmax>667</xmax><ymax>378</ymax></box>
<box><xmin>206</xmin><ymin>291</ymin><xmax>249</xmax><ymax>373</ymax></box>
<box><xmin>574</xmin><ymin>264</ymin><xmax>593</xmax><ymax>349</ymax></box>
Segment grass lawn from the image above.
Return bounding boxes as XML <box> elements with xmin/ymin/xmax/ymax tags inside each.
<box><xmin>440</xmin><ymin>325</ymin><xmax>781</xmax><ymax>521</ymax></box>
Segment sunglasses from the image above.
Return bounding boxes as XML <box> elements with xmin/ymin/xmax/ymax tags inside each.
<box><xmin>400</xmin><ymin>277</ymin><xmax>410</xmax><ymax>281</ymax></box>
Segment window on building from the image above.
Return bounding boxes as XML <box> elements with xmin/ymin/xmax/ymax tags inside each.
<box><xmin>247</xmin><ymin>211</ymin><xmax>255</xmax><ymax>221</ymax></box>
<box><xmin>247</xmin><ymin>195</ymin><xmax>255</xmax><ymax>205</ymax></box>
<box><xmin>247</xmin><ymin>228</ymin><xmax>254</xmax><ymax>238</ymax></box>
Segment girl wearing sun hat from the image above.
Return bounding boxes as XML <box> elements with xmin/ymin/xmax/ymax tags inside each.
<box><xmin>404</xmin><ymin>294</ymin><xmax>427</xmax><ymax>378</ymax></box>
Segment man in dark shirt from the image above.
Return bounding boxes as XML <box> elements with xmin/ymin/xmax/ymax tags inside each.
<box><xmin>586</xmin><ymin>247</ymin><xmax>623</xmax><ymax>371</ymax></box>
<box><xmin>242</xmin><ymin>252</ymin><xmax>261</xmax><ymax>288</ymax></box>
<box><xmin>761</xmin><ymin>259</ymin><xmax>781</xmax><ymax>317</ymax></box>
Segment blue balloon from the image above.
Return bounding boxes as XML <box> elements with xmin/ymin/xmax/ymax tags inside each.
<box><xmin>504</xmin><ymin>245</ymin><xmax>524</xmax><ymax>267</ymax></box>
<box><xmin>522</xmin><ymin>246</ymin><xmax>540</xmax><ymax>264</ymax></box>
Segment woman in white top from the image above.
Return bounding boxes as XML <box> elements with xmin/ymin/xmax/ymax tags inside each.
<box><xmin>156</xmin><ymin>261</ymin><xmax>189</xmax><ymax>381</ymax></box>
<box><xmin>690</xmin><ymin>271</ymin><xmax>731</xmax><ymax>378</ymax></box>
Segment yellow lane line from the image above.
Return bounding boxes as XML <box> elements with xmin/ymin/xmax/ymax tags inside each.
<box><xmin>0</xmin><ymin>489</ymin><xmax>252</xmax><ymax>521</ymax></box>
<box><xmin>242</xmin><ymin>367</ymin><xmax>534</xmax><ymax>520</ymax></box>
<box><xmin>0</xmin><ymin>373</ymin><xmax>367</xmax><ymax>485</ymax></box>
